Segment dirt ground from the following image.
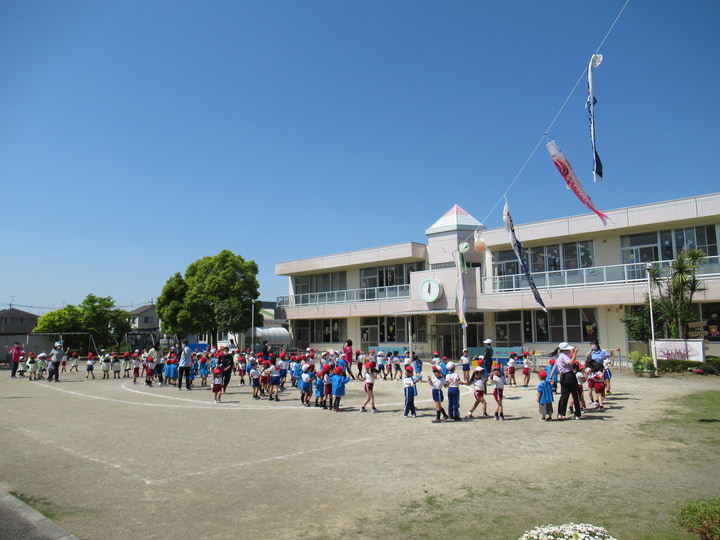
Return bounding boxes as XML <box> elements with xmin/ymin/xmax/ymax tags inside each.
<box><xmin>0</xmin><ymin>365</ymin><xmax>718</xmax><ymax>540</ymax></box>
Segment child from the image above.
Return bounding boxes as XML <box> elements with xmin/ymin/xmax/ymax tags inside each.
<box><xmin>250</xmin><ymin>361</ymin><xmax>262</xmax><ymax>400</ymax></box>
<box><xmin>507</xmin><ymin>352</ymin><xmax>518</xmax><ymax>387</ymax></box>
<box><xmin>199</xmin><ymin>354</ymin><xmax>210</xmax><ymax>387</ymax></box>
<box><xmin>112</xmin><ymin>353</ymin><xmax>121</xmax><ymax>379</ymax></box>
<box><xmin>490</xmin><ymin>367</ymin><xmax>506</xmax><ymax>420</ymax></box>
<box><xmin>101</xmin><ymin>353</ymin><xmax>111</xmax><ymax>379</ymax></box>
<box><xmin>122</xmin><ymin>352</ymin><xmax>132</xmax><ymax>378</ymax></box>
<box><xmin>402</xmin><ymin>365</ymin><xmax>420</xmax><ymax>417</ymax></box>
<box><xmin>61</xmin><ymin>351</ymin><xmax>68</xmax><ymax>373</ymax></box>
<box><xmin>299</xmin><ymin>364</ymin><xmax>313</xmax><ymax>406</ymax></box>
<box><xmin>359</xmin><ymin>361</ymin><xmax>378</xmax><ymax>413</ymax></box>
<box><xmin>414</xmin><ymin>355</ymin><xmax>423</xmax><ymax>378</ymax></box>
<box><xmin>86</xmin><ymin>352</ymin><xmax>96</xmax><ymax>379</ymax></box>
<box><xmin>145</xmin><ymin>356</ymin><xmax>156</xmax><ymax>387</ymax></box>
<box><xmin>212</xmin><ymin>368</ymin><xmax>224</xmax><ymax>403</ymax></box>
<box><xmin>26</xmin><ymin>353</ymin><xmax>38</xmax><ymax>380</ymax></box>
<box><xmin>588</xmin><ymin>361</ymin><xmax>606</xmax><ymax>411</ymax></box>
<box><xmin>321</xmin><ymin>365</ymin><xmax>333</xmax><ymax>409</ymax></box>
<box><xmin>70</xmin><ymin>352</ymin><xmax>79</xmax><ymax>372</ymax></box>
<box><xmin>521</xmin><ymin>351</ymin><xmax>532</xmax><ymax>389</ymax></box>
<box><xmin>132</xmin><ymin>353</ymin><xmax>142</xmax><ymax>384</ymax></box>
<box><xmin>314</xmin><ymin>369</ymin><xmax>325</xmax><ymax>407</ymax></box>
<box><xmin>536</xmin><ymin>370</ymin><xmax>554</xmax><ymax>421</ymax></box>
<box><xmin>330</xmin><ymin>366</ymin><xmax>349</xmax><ymax>411</ymax></box>
<box><xmin>236</xmin><ymin>354</ymin><xmax>247</xmax><ymax>387</ymax></box>
<box><xmin>445</xmin><ymin>362</ymin><xmax>462</xmax><ymax>421</ymax></box>
<box><xmin>428</xmin><ymin>365</ymin><xmax>449</xmax><ymax>423</ymax></box>
<box><xmin>462</xmin><ymin>366</ymin><xmax>488</xmax><ymax>418</ymax></box>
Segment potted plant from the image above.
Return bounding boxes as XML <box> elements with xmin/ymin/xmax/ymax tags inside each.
<box><xmin>673</xmin><ymin>496</ymin><xmax>720</xmax><ymax>540</ymax></box>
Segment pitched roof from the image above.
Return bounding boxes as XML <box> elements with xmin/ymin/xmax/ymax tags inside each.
<box><xmin>0</xmin><ymin>308</ymin><xmax>39</xmax><ymax>319</ymax></box>
<box><xmin>425</xmin><ymin>204</ymin><xmax>485</xmax><ymax>235</ymax></box>
<box><xmin>129</xmin><ymin>305</ymin><xmax>156</xmax><ymax>315</ymax></box>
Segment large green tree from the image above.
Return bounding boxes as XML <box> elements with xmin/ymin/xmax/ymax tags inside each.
<box><xmin>156</xmin><ymin>250</ymin><xmax>263</xmax><ymax>345</ymax></box>
<box><xmin>34</xmin><ymin>294</ymin><xmax>131</xmax><ymax>351</ymax></box>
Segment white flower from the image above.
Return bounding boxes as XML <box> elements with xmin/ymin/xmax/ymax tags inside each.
<box><xmin>519</xmin><ymin>523</ymin><xmax>619</xmax><ymax>540</ymax></box>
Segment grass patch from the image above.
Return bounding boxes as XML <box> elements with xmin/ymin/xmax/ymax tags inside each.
<box><xmin>9</xmin><ymin>491</ymin><xmax>63</xmax><ymax>521</ymax></box>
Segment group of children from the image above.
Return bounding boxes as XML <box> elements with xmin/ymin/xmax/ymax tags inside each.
<box><xmin>9</xmin><ymin>340</ymin><xmax>616</xmax><ymax>422</ymax></box>
<box><xmin>536</xmin><ymin>342</ymin><xmax>614</xmax><ymax>421</ymax></box>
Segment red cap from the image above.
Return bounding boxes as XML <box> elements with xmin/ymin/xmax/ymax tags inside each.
<box><xmin>334</xmin><ymin>366</ymin><xmax>343</xmax><ymax>375</ymax></box>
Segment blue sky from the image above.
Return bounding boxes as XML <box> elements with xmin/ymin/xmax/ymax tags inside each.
<box><xmin>1</xmin><ymin>0</ymin><xmax>718</xmax><ymax>315</ymax></box>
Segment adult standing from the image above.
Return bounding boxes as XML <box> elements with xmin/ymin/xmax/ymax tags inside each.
<box><xmin>149</xmin><ymin>342</ymin><xmax>165</xmax><ymax>385</ymax></box>
<box><xmin>549</xmin><ymin>342</ymin><xmax>582</xmax><ymax>420</ymax></box>
<box><xmin>48</xmin><ymin>342</ymin><xmax>66</xmax><ymax>382</ymax></box>
<box><xmin>178</xmin><ymin>339</ymin><xmax>192</xmax><ymax>390</ymax></box>
<box><xmin>220</xmin><ymin>347</ymin><xmax>234</xmax><ymax>393</ymax></box>
<box><xmin>6</xmin><ymin>342</ymin><xmax>24</xmax><ymax>378</ymax></box>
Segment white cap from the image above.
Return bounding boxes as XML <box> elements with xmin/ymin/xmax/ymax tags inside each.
<box><xmin>54</xmin><ymin>342</ymin><xmax>62</xmax><ymax>347</ymax></box>
<box><xmin>446</xmin><ymin>361</ymin><xmax>455</xmax><ymax>370</ymax></box>
<box><xmin>483</xmin><ymin>338</ymin><xmax>492</xmax><ymax>344</ymax></box>
<box><xmin>558</xmin><ymin>342</ymin><xmax>573</xmax><ymax>350</ymax></box>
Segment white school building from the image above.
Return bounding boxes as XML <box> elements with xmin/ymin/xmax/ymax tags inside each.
<box><xmin>275</xmin><ymin>193</ymin><xmax>720</xmax><ymax>361</ymax></box>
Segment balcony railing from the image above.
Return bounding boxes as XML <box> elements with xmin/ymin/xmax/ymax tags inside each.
<box><xmin>276</xmin><ymin>256</ymin><xmax>720</xmax><ymax>307</ymax></box>
<box><xmin>483</xmin><ymin>256</ymin><xmax>720</xmax><ymax>293</ymax></box>
<box><xmin>277</xmin><ymin>284</ymin><xmax>410</xmax><ymax>307</ymax></box>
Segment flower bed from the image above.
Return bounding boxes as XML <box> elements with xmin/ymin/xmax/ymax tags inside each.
<box><xmin>519</xmin><ymin>523</ymin><xmax>619</xmax><ymax>540</ymax></box>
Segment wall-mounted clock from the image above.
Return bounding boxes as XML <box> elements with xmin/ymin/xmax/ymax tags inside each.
<box><xmin>419</xmin><ymin>278</ymin><xmax>443</xmax><ymax>302</ymax></box>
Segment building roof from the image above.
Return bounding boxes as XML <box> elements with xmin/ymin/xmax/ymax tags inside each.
<box><xmin>0</xmin><ymin>308</ymin><xmax>39</xmax><ymax>319</ymax></box>
<box><xmin>129</xmin><ymin>305</ymin><xmax>156</xmax><ymax>315</ymax></box>
<box><xmin>425</xmin><ymin>204</ymin><xmax>485</xmax><ymax>235</ymax></box>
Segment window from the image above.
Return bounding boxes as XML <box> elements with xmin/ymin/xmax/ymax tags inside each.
<box><xmin>361</xmin><ymin>263</ymin><xmax>424</xmax><ymax>287</ymax></box>
<box><xmin>520</xmin><ymin>309</ymin><xmax>598</xmax><ymax>343</ymax></box>
<box><xmin>294</xmin><ymin>272</ymin><xmax>347</xmax><ymax>293</ymax></box>
<box><xmin>305</xmin><ymin>319</ymin><xmax>347</xmax><ymax>343</ymax></box>
<box><xmin>701</xmin><ymin>303</ymin><xmax>720</xmax><ymax>342</ymax></box>
<box><xmin>143</xmin><ymin>316</ymin><xmax>153</xmax><ymax>324</ymax></box>
<box><xmin>621</xmin><ymin>225</ymin><xmax>719</xmax><ymax>264</ymax></box>
<box><xmin>497</xmin><ymin>241</ymin><xmax>595</xmax><ymax>276</ymax></box>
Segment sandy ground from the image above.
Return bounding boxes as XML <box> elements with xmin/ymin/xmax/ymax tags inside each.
<box><xmin>0</xmin><ymin>366</ymin><xmax>718</xmax><ymax>540</ymax></box>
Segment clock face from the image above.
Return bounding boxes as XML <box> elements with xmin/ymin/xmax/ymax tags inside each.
<box><xmin>419</xmin><ymin>278</ymin><xmax>443</xmax><ymax>302</ymax></box>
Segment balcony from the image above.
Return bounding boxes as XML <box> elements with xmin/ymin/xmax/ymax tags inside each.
<box><xmin>277</xmin><ymin>284</ymin><xmax>410</xmax><ymax>307</ymax></box>
<box><xmin>483</xmin><ymin>256</ymin><xmax>720</xmax><ymax>293</ymax></box>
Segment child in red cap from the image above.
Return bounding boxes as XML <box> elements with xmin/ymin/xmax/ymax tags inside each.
<box><xmin>536</xmin><ymin>370</ymin><xmax>554</xmax><ymax>421</ymax></box>
<box><xmin>212</xmin><ymin>368</ymin><xmax>224</xmax><ymax>403</ymax></box>
<box><xmin>330</xmin><ymin>366</ymin><xmax>349</xmax><ymax>411</ymax></box>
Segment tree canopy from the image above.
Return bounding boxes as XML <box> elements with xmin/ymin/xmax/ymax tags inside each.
<box><xmin>621</xmin><ymin>249</ymin><xmax>706</xmax><ymax>343</ymax></box>
<box><xmin>34</xmin><ymin>294</ymin><xmax>132</xmax><ymax>351</ymax></box>
<box><xmin>156</xmin><ymin>250</ymin><xmax>263</xmax><ymax>345</ymax></box>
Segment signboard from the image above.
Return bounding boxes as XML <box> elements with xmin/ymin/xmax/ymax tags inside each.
<box><xmin>654</xmin><ymin>339</ymin><xmax>705</xmax><ymax>362</ymax></box>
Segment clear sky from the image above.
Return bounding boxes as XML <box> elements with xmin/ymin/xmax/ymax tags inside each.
<box><xmin>1</xmin><ymin>0</ymin><xmax>718</xmax><ymax>315</ymax></box>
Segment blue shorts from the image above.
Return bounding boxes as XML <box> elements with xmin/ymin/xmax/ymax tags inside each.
<box><xmin>432</xmin><ymin>389</ymin><xmax>444</xmax><ymax>402</ymax></box>
<box><xmin>462</xmin><ymin>364</ymin><xmax>470</xmax><ymax>371</ymax></box>
<box><xmin>251</xmin><ymin>379</ymin><xmax>260</xmax><ymax>387</ymax></box>
<box><xmin>280</xmin><ymin>369</ymin><xmax>287</xmax><ymax>378</ymax></box>
<box><xmin>269</xmin><ymin>376</ymin><xmax>281</xmax><ymax>386</ymax></box>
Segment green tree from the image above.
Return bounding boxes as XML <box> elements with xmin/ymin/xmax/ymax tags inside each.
<box><xmin>156</xmin><ymin>250</ymin><xmax>262</xmax><ymax>345</ymax></box>
<box><xmin>622</xmin><ymin>250</ymin><xmax>707</xmax><ymax>342</ymax></box>
<box><xmin>650</xmin><ymin>249</ymin><xmax>706</xmax><ymax>339</ymax></box>
<box><xmin>33</xmin><ymin>295</ymin><xmax>131</xmax><ymax>351</ymax></box>
<box><xmin>156</xmin><ymin>273</ymin><xmax>194</xmax><ymax>338</ymax></box>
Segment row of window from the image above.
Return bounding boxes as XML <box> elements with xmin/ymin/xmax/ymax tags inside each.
<box><xmin>493</xmin><ymin>225</ymin><xmax>718</xmax><ymax>278</ymax></box>
<box><xmin>292</xmin><ymin>309</ymin><xmax>598</xmax><ymax>349</ymax></box>
<box><xmin>294</xmin><ymin>263</ymin><xmax>425</xmax><ymax>296</ymax></box>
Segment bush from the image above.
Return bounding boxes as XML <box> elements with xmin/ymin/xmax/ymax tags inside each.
<box><xmin>658</xmin><ymin>359</ymin><xmax>703</xmax><ymax>373</ymax></box>
<box><xmin>673</xmin><ymin>496</ymin><xmax>720</xmax><ymax>540</ymax></box>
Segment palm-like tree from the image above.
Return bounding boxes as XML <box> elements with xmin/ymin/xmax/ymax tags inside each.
<box><xmin>649</xmin><ymin>249</ymin><xmax>706</xmax><ymax>339</ymax></box>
